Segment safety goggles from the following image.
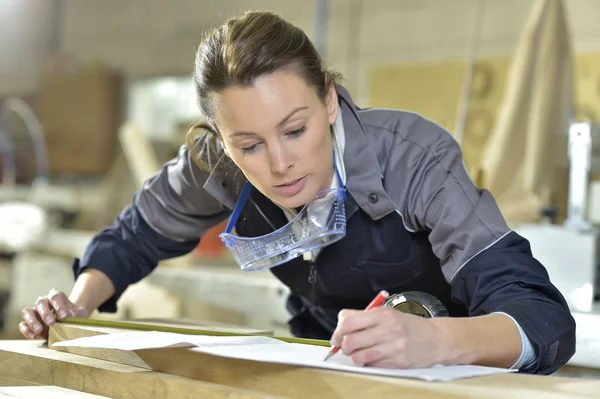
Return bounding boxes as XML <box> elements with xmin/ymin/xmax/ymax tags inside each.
<box><xmin>220</xmin><ymin>166</ymin><xmax>347</xmax><ymax>271</ymax></box>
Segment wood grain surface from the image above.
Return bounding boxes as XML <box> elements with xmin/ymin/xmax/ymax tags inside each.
<box><xmin>43</xmin><ymin>322</ymin><xmax>600</xmax><ymax>399</ymax></box>
<box><xmin>0</xmin><ymin>340</ymin><xmax>281</xmax><ymax>399</ymax></box>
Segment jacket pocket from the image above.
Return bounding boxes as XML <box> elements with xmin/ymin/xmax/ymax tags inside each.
<box><xmin>359</xmin><ymin>257</ymin><xmax>425</xmax><ymax>294</ymax></box>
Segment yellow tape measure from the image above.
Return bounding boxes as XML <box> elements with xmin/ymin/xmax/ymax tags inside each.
<box><xmin>60</xmin><ymin>316</ymin><xmax>331</xmax><ymax>347</ymax></box>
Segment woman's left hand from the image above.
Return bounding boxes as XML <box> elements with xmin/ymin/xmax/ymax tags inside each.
<box><xmin>330</xmin><ymin>306</ymin><xmax>445</xmax><ymax>368</ymax></box>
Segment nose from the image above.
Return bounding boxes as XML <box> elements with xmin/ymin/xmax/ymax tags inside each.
<box><xmin>269</xmin><ymin>145</ymin><xmax>293</xmax><ymax>175</ymax></box>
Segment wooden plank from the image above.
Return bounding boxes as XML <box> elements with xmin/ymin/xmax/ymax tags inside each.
<box><xmin>452</xmin><ymin>372</ymin><xmax>600</xmax><ymax>398</ymax></box>
<box><xmin>0</xmin><ymin>375</ymin><xmax>38</xmax><ymax>387</ymax></box>
<box><xmin>47</xmin><ymin>319</ymin><xmax>282</xmax><ymax>370</ymax></box>
<box><xmin>48</xmin><ymin>322</ymin><xmax>600</xmax><ymax>399</ymax></box>
<box><xmin>49</xmin><ymin>323</ymin><xmax>152</xmax><ymax>369</ymax></box>
<box><xmin>0</xmin><ymin>340</ymin><xmax>280</xmax><ymax>399</ymax></box>
<box><xmin>0</xmin><ymin>385</ymin><xmax>111</xmax><ymax>398</ymax></box>
<box><xmin>136</xmin><ymin>346</ymin><xmax>599</xmax><ymax>399</ymax></box>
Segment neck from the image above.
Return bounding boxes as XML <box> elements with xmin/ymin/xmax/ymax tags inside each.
<box><xmin>324</xmin><ymin>165</ymin><xmax>336</xmax><ymax>190</ymax></box>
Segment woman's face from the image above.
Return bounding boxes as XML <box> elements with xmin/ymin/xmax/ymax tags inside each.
<box><xmin>213</xmin><ymin>70</ymin><xmax>339</xmax><ymax>209</ymax></box>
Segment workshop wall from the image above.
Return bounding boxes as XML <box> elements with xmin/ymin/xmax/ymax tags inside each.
<box><xmin>0</xmin><ymin>1</ymin><xmax>55</xmax><ymax>95</ymax></box>
<box><xmin>3</xmin><ymin>0</ymin><xmax>600</xmax><ymax>106</ymax></box>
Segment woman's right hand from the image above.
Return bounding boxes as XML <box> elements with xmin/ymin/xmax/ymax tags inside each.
<box><xmin>19</xmin><ymin>288</ymin><xmax>91</xmax><ymax>340</ymax></box>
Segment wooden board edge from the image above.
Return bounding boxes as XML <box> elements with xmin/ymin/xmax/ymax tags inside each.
<box><xmin>0</xmin><ymin>340</ymin><xmax>282</xmax><ymax>399</ymax></box>
<box><xmin>49</xmin><ymin>323</ymin><xmax>151</xmax><ymax>369</ymax></box>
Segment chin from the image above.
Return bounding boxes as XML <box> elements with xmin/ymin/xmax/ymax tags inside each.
<box><xmin>273</xmin><ymin>187</ymin><xmax>318</xmax><ymax>209</ymax></box>
<box><xmin>275</xmin><ymin>194</ymin><xmax>310</xmax><ymax>209</ymax></box>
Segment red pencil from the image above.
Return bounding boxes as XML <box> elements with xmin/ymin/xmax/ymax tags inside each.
<box><xmin>323</xmin><ymin>290</ymin><xmax>390</xmax><ymax>361</ymax></box>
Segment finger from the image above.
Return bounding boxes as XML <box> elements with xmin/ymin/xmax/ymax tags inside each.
<box><xmin>34</xmin><ymin>298</ymin><xmax>56</xmax><ymax>326</ymax></box>
<box><xmin>342</xmin><ymin>307</ymin><xmax>397</xmax><ymax>332</ymax></box>
<box><xmin>351</xmin><ymin>339</ymin><xmax>406</xmax><ymax>368</ymax></box>
<box><xmin>331</xmin><ymin>309</ymin><xmax>362</xmax><ymax>346</ymax></box>
<box><xmin>333</xmin><ymin>309</ymin><xmax>379</xmax><ymax>339</ymax></box>
<box><xmin>48</xmin><ymin>291</ymin><xmax>69</xmax><ymax>320</ymax></box>
<box><xmin>21</xmin><ymin>308</ymin><xmax>45</xmax><ymax>335</ymax></box>
<box><xmin>341</xmin><ymin>323</ymin><xmax>403</xmax><ymax>355</ymax></box>
<box><xmin>18</xmin><ymin>321</ymin><xmax>36</xmax><ymax>340</ymax></box>
<box><xmin>366</xmin><ymin>356</ymin><xmax>404</xmax><ymax>369</ymax></box>
<box><xmin>337</xmin><ymin>309</ymin><xmax>363</xmax><ymax>320</ymax></box>
<box><xmin>332</xmin><ymin>307</ymin><xmax>396</xmax><ymax>346</ymax></box>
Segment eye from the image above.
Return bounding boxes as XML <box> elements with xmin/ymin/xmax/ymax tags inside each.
<box><xmin>240</xmin><ymin>144</ymin><xmax>258</xmax><ymax>154</ymax></box>
<box><xmin>287</xmin><ymin>126</ymin><xmax>307</xmax><ymax>137</ymax></box>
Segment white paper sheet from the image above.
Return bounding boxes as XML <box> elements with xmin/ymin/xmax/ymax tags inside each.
<box><xmin>0</xmin><ymin>386</ymin><xmax>109</xmax><ymax>398</ymax></box>
<box><xmin>53</xmin><ymin>331</ymin><xmax>516</xmax><ymax>382</ymax></box>
<box><xmin>191</xmin><ymin>342</ymin><xmax>516</xmax><ymax>382</ymax></box>
<box><xmin>51</xmin><ymin>330</ymin><xmax>281</xmax><ymax>351</ymax></box>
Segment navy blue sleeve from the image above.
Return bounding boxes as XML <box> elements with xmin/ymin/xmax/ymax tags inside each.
<box><xmin>451</xmin><ymin>231</ymin><xmax>576</xmax><ymax>375</ymax></box>
<box><xmin>72</xmin><ymin>198</ymin><xmax>222</xmax><ymax>313</ymax></box>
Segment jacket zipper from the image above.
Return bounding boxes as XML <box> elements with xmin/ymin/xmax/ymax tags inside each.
<box><xmin>307</xmin><ymin>260</ymin><xmax>318</xmax><ymax>304</ymax></box>
<box><xmin>249</xmin><ymin>198</ymin><xmax>277</xmax><ymax>230</ymax></box>
<box><xmin>251</xmin><ymin>198</ymin><xmax>320</xmax><ymax>302</ymax></box>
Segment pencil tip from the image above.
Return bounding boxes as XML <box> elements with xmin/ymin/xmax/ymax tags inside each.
<box><xmin>323</xmin><ymin>351</ymin><xmax>334</xmax><ymax>362</ymax></box>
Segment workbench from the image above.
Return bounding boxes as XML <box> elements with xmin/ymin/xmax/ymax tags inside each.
<box><xmin>0</xmin><ymin>321</ymin><xmax>599</xmax><ymax>398</ymax></box>
<box><xmin>146</xmin><ymin>264</ymin><xmax>600</xmax><ymax>372</ymax></box>
<box><xmin>16</xmin><ymin>228</ymin><xmax>600</xmax><ymax>372</ymax></box>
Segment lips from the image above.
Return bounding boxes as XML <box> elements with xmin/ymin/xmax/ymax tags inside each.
<box><xmin>276</xmin><ymin>178</ymin><xmax>302</xmax><ymax>187</ymax></box>
<box><xmin>272</xmin><ymin>176</ymin><xmax>307</xmax><ymax>197</ymax></box>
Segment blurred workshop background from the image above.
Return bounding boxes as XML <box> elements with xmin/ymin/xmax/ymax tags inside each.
<box><xmin>1</xmin><ymin>0</ymin><xmax>600</xmax><ymax>376</ymax></box>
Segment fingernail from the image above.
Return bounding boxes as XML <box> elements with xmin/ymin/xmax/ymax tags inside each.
<box><xmin>45</xmin><ymin>316</ymin><xmax>53</xmax><ymax>324</ymax></box>
<box><xmin>59</xmin><ymin>311</ymin><xmax>67</xmax><ymax>319</ymax></box>
<box><xmin>331</xmin><ymin>337</ymin><xmax>338</xmax><ymax>347</ymax></box>
<box><xmin>34</xmin><ymin>325</ymin><xmax>42</xmax><ymax>334</ymax></box>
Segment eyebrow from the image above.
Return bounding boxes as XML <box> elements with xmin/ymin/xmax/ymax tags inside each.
<box><xmin>228</xmin><ymin>106</ymin><xmax>308</xmax><ymax>138</ymax></box>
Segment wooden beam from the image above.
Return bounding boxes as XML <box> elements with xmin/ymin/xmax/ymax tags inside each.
<box><xmin>49</xmin><ymin>323</ymin><xmax>151</xmax><ymax>369</ymax></box>
<box><xmin>48</xmin><ymin>320</ymin><xmax>272</xmax><ymax>370</ymax></box>
<box><xmin>0</xmin><ymin>375</ymin><xmax>39</xmax><ymax>387</ymax></box>
<box><xmin>47</xmin><ymin>322</ymin><xmax>600</xmax><ymax>399</ymax></box>
<box><xmin>0</xmin><ymin>340</ymin><xmax>279</xmax><ymax>399</ymax></box>
<box><xmin>118</xmin><ymin>121</ymin><xmax>161</xmax><ymax>189</ymax></box>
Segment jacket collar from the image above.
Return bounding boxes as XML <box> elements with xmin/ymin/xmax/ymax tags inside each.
<box><xmin>203</xmin><ymin>85</ymin><xmax>396</xmax><ymax>220</ymax></box>
<box><xmin>336</xmin><ymin>85</ymin><xmax>396</xmax><ymax>220</ymax></box>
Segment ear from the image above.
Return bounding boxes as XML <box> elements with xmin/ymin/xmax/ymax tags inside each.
<box><xmin>325</xmin><ymin>81</ymin><xmax>339</xmax><ymax>126</ymax></box>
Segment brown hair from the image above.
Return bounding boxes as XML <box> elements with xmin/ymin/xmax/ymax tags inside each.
<box><xmin>186</xmin><ymin>11</ymin><xmax>341</xmax><ymax>172</ymax></box>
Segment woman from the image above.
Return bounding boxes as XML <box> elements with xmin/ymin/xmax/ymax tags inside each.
<box><xmin>19</xmin><ymin>11</ymin><xmax>574</xmax><ymax>374</ymax></box>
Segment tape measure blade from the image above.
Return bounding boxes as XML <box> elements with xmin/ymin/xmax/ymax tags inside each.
<box><xmin>59</xmin><ymin>317</ymin><xmax>330</xmax><ymax>347</ymax></box>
